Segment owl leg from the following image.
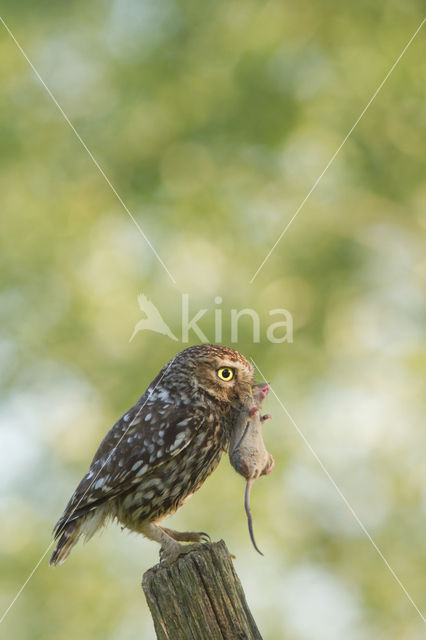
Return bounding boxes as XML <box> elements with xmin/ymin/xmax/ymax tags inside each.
<box><xmin>140</xmin><ymin>522</ymin><xmax>205</xmax><ymax>565</ymax></box>
<box><xmin>159</xmin><ymin>526</ymin><xmax>210</xmax><ymax>543</ymax></box>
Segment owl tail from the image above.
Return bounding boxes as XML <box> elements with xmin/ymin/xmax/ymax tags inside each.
<box><xmin>50</xmin><ymin>520</ymin><xmax>81</xmax><ymax>566</ymax></box>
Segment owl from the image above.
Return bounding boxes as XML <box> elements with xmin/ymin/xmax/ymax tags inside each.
<box><xmin>50</xmin><ymin>344</ymin><xmax>255</xmax><ymax>566</ymax></box>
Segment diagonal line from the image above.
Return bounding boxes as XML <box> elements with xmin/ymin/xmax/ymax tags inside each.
<box><xmin>0</xmin><ymin>15</ymin><xmax>177</xmax><ymax>285</ymax></box>
<box><xmin>250</xmin><ymin>17</ymin><xmax>426</xmax><ymax>284</ymax></box>
<box><xmin>0</xmin><ymin>358</ymin><xmax>176</xmax><ymax>626</ymax></box>
<box><xmin>0</xmin><ymin>547</ymin><xmax>53</xmax><ymax>626</ymax></box>
<box><xmin>251</xmin><ymin>358</ymin><xmax>426</xmax><ymax>624</ymax></box>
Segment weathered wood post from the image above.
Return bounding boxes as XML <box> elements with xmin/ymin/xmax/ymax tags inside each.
<box><xmin>142</xmin><ymin>540</ymin><xmax>263</xmax><ymax>639</ymax></box>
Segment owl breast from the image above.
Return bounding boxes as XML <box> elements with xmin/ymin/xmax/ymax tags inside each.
<box><xmin>116</xmin><ymin>412</ymin><xmax>229</xmax><ymax>531</ymax></box>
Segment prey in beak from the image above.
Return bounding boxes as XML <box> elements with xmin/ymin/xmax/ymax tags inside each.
<box><xmin>229</xmin><ymin>382</ymin><xmax>274</xmax><ymax>554</ymax></box>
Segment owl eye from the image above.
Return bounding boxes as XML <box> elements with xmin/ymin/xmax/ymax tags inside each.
<box><xmin>217</xmin><ymin>367</ymin><xmax>234</xmax><ymax>381</ymax></box>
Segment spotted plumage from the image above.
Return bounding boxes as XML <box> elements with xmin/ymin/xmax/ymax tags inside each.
<box><xmin>50</xmin><ymin>344</ymin><xmax>254</xmax><ymax>565</ymax></box>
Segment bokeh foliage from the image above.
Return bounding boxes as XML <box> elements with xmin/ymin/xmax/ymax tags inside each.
<box><xmin>1</xmin><ymin>1</ymin><xmax>425</xmax><ymax>638</ymax></box>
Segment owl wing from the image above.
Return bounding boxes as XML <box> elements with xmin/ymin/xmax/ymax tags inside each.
<box><xmin>53</xmin><ymin>396</ymin><xmax>205</xmax><ymax>537</ymax></box>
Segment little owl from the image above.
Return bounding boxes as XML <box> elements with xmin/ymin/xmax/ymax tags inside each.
<box><xmin>50</xmin><ymin>344</ymin><xmax>257</xmax><ymax>566</ymax></box>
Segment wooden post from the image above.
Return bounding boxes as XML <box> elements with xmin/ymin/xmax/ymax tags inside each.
<box><xmin>142</xmin><ymin>540</ymin><xmax>263</xmax><ymax>640</ymax></box>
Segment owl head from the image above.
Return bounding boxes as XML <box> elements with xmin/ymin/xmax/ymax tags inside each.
<box><xmin>172</xmin><ymin>344</ymin><xmax>254</xmax><ymax>404</ymax></box>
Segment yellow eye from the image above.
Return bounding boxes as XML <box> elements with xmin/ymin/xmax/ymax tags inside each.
<box><xmin>217</xmin><ymin>367</ymin><xmax>234</xmax><ymax>381</ymax></box>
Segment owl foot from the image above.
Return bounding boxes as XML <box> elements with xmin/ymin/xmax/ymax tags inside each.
<box><xmin>140</xmin><ymin>522</ymin><xmax>209</xmax><ymax>567</ymax></box>
<box><xmin>159</xmin><ymin>526</ymin><xmax>210</xmax><ymax>543</ymax></box>
<box><xmin>159</xmin><ymin>541</ymin><xmax>206</xmax><ymax>566</ymax></box>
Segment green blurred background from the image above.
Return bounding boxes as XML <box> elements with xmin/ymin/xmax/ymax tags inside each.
<box><xmin>1</xmin><ymin>1</ymin><xmax>425</xmax><ymax>638</ymax></box>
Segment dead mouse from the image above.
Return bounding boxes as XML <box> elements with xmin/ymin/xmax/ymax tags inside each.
<box><xmin>229</xmin><ymin>382</ymin><xmax>274</xmax><ymax>554</ymax></box>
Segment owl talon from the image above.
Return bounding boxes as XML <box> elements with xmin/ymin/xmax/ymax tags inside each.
<box><xmin>199</xmin><ymin>532</ymin><xmax>211</xmax><ymax>543</ymax></box>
